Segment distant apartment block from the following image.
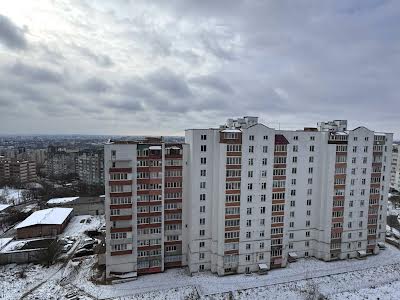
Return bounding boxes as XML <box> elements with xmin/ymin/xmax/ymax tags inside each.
<box><xmin>46</xmin><ymin>146</ymin><xmax>78</xmax><ymax>177</ymax></box>
<box><xmin>390</xmin><ymin>144</ymin><xmax>400</xmax><ymax>191</ymax></box>
<box><xmin>104</xmin><ymin>117</ymin><xmax>392</xmax><ymax>279</ymax></box>
<box><xmin>0</xmin><ymin>158</ymin><xmax>37</xmax><ymax>184</ymax></box>
<box><xmin>78</xmin><ymin>149</ymin><xmax>104</xmax><ymax>185</ymax></box>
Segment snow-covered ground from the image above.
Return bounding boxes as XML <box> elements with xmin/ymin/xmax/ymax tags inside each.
<box><xmin>61</xmin><ymin>215</ymin><xmax>105</xmax><ymax>238</ymax></box>
<box><xmin>0</xmin><ymin>188</ymin><xmax>26</xmax><ymax>205</ymax></box>
<box><xmin>1</xmin><ymin>244</ymin><xmax>400</xmax><ymax>300</ymax></box>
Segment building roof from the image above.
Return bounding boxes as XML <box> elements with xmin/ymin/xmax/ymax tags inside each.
<box><xmin>15</xmin><ymin>207</ymin><xmax>73</xmax><ymax>229</ymax></box>
<box><xmin>0</xmin><ymin>204</ymin><xmax>11</xmax><ymax>212</ymax></box>
<box><xmin>47</xmin><ymin>196</ymin><xmax>79</xmax><ymax>205</ymax></box>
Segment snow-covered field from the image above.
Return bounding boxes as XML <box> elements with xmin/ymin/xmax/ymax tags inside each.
<box><xmin>0</xmin><ymin>188</ymin><xmax>26</xmax><ymax>205</ymax></box>
<box><xmin>61</xmin><ymin>215</ymin><xmax>105</xmax><ymax>238</ymax></box>
<box><xmin>1</xmin><ymin>244</ymin><xmax>400</xmax><ymax>300</ymax></box>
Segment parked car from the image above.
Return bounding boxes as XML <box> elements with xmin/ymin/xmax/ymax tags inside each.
<box><xmin>74</xmin><ymin>248</ymin><xmax>94</xmax><ymax>258</ymax></box>
<box><xmin>62</xmin><ymin>244</ymin><xmax>73</xmax><ymax>253</ymax></box>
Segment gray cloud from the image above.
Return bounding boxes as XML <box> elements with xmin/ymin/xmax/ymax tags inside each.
<box><xmin>0</xmin><ymin>14</ymin><xmax>27</xmax><ymax>50</ymax></box>
<box><xmin>10</xmin><ymin>62</ymin><xmax>63</xmax><ymax>83</ymax></box>
<box><xmin>147</xmin><ymin>68</ymin><xmax>192</xmax><ymax>98</ymax></box>
<box><xmin>0</xmin><ymin>1</ymin><xmax>399</xmax><ymax>137</ymax></box>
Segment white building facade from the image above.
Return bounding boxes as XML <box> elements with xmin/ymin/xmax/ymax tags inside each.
<box><xmin>104</xmin><ymin>117</ymin><xmax>392</xmax><ymax>279</ymax></box>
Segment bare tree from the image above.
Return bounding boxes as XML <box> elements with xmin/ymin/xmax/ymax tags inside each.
<box><xmin>40</xmin><ymin>239</ymin><xmax>62</xmax><ymax>267</ymax></box>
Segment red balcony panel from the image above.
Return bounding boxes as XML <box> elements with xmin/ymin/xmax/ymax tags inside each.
<box><xmin>137</xmin><ymin>212</ymin><xmax>162</xmax><ymax>217</ymax></box>
<box><xmin>225</xmin><ymin>226</ymin><xmax>240</xmax><ymax>232</ymax></box>
<box><xmin>165</xmin><ymin>177</ymin><xmax>183</xmax><ymax>183</ymax></box>
<box><xmin>224</xmin><ymin>238</ymin><xmax>239</xmax><ymax>243</ymax></box>
<box><xmin>225</xmin><ymin>214</ymin><xmax>240</xmax><ymax>219</ymax></box>
<box><xmin>110</xmin><ymin>204</ymin><xmax>132</xmax><ymax>209</ymax></box>
<box><xmin>226</xmin><ymin>190</ymin><xmax>241</xmax><ymax>195</ymax></box>
<box><xmin>164</xmin><ymin>209</ymin><xmax>182</xmax><ymax>214</ymax></box>
<box><xmin>164</xmin><ymin>240</ymin><xmax>182</xmax><ymax>246</ymax></box>
<box><xmin>110</xmin><ymin>192</ymin><xmax>132</xmax><ymax>197</ymax></box>
<box><xmin>110</xmin><ymin>227</ymin><xmax>132</xmax><ymax>233</ymax></box>
<box><xmin>109</xmin><ymin>180</ymin><xmax>132</xmax><ymax>186</ymax></box>
<box><xmin>331</xmin><ymin>217</ymin><xmax>344</xmax><ymax>223</ymax></box>
<box><xmin>225</xmin><ymin>202</ymin><xmax>240</xmax><ymax>207</ymax></box>
<box><xmin>271</xmin><ymin>234</ymin><xmax>284</xmax><ymax>239</ymax></box>
<box><xmin>109</xmin><ymin>168</ymin><xmax>132</xmax><ymax>173</ymax></box>
<box><xmin>272</xmin><ymin>200</ymin><xmax>285</xmax><ymax>204</ymax></box>
<box><xmin>165</xmin><ymin>188</ymin><xmax>182</xmax><ymax>194</ymax></box>
<box><xmin>226</xmin><ymin>152</ymin><xmax>242</xmax><ymax>157</ymax></box>
<box><xmin>165</xmin><ymin>261</ymin><xmax>182</xmax><ymax>268</ymax></box>
<box><xmin>273</xmin><ymin>176</ymin><xmax>286</xmax><ymax>180</ymax></box>
<box><xmin>137</xmin><ymin>178</ymin><xmax>162</xmax><ymax>184</ymax></box>
<box><xmin>110</xmin><ymin>215</ymin><xmax>132</xmax><ymax>221</ymax></box>
<box><xmin>224</xmin><ymin>250</ymin><xmax>239</xmax><ymax>255</ymax></box>
<box><xmin>332</xmin><ymin>206</ymin><xmax>344</xmax><ymax>212</ymax></box>
<box><xmin>165</xmin><ymin>166</ymin><xmax>182</xmax><ymax>170</ymax></box>
<box><xmin>226</xmin><ymin>165</ymin><xmax>241</xmax><ymax>170</ymax></box>
<box><xmin>137</xmin><ymin>201</ymin><xmax>162</xmax><ymax>206</ymax></box>
<box><xmin>110</xmin><ymin>250</ymin><xmax>132</xmax><ymax>256</ymax></box>
<box><xmin>226</xmin><ymin>177</ymin><xmax>241</xmax><ymax>182</ymax></box>
<box><xmin>273</xmin><ymin>164</ymin><xmax>286</xmax><ymax>169</ymax></box>
<box><xmin>164</xmin><ymin>199</ymin><xmax>182</xmax><ymax>204</ymax></box>
<box><xmin>164</xmin><ymin>220</ymin><xmax>182</xmax><ymax>225</ymax></box>
<box><xmin>137</xmin><ymin>267</ymin><xmax>162</xmax><ymax>275</ymax></box>
<box><xmin>271</xmin><ymin>223</ymin><xmax>284</xmax><ymax>228</ymax></box>
<box><xmin>272</xmin><ymin>211</ymin><xmax>284</xmax><ymax>216</ymax></box>
<box><xmin>272</xmin><ymin>187</ymin><xmax>285</xmax><ymax>193</ymax></box>
<box><xmin>333</xmin><ymin>195</ymin><xmax>345</xmax><ymax>201</ymax></box>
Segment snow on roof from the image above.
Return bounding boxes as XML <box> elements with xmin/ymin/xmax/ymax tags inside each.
<box><xmin>15</xmin><ymin>207</ymin><xmax>73</xmax><ymax>229</ymax></box>
<box><xmin>47</xmin><ymin>196</ymin><xmax>79</xmax><ymax>204</ymax></box>
<box><xmin>289</xmin><ymin>252</ymin><xmax>298</xmax><ymax>258</ymax></box>
<box><xmin>0</xmin><ymin>204</ymin><xmax>10</xmax><ymax>212</ymax></box>
<box><xmin>0</xmin><ymin>238</ymin><xmax>13</xmax><ymax>250</ymax></box>
<box><xmin>149</xmin><ymin>145</ymin><xmax>162</xmax><ymax>150</ymax></box>
<box><xmin>221</xmin><ymin>129</ymin><xmax>241</xmax><ymax>133</ymax></box>
<box><xmin>258</xmin><ymin>263</ymin><xmax>268</xmax><ymax>270</ymax></box>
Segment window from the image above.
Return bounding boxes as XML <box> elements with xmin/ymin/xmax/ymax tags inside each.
<box><xmin>306</xmin><ymin>231</ymin><xmax>310</xmax><ymax>237</ymax></box>
<box><xmin>289</xmin><ymin>222</ymin><xmax>294</xmax><ymax>228</ymax></box>
<box><xmin>200</xmin><ymin>218</ymin><xmax>205</xmax><ymax>225</ymax></box>
<box><xmin>306</xmin><ymin>220</ymin><xmax>310</xmax><ymax>227</ymax></box>
<box><xmin>293</xmin><ymin>136</ymin><xmax>298</xmax><ymax>140</ymax></box>
<box><xmin>307</xmin><ymin>199</ymin><xmax>312</xmax><ymax>206</ymax></box>
<box><xmin>199</xmin><ymin>253</ymin><xmax>205</xmax><ymax>260</ymax></box>
<box><xmin>260</xmin><ymin>207</ymin><xmax>266</xmax><ymax>214</ymax></box>
<box><xmin>247</xmin><ymin>195</ymin><xmax>253</xmax><ymax>203</ymax></box>
<box><xmin>245</xmin><ymin>255</ymin><xmax>251</xmax><ymax>261</ymax></box>
<box><xmin>262</xmin><ymin>158</ymin><xmax>267</xmax><ymax>165</ymax></box>
<box><xmin>292</xmin><ymin>156</ymin><xmax>297</xmax><ymax>163</ymax></box>
<box><xmin>200</xmin><ymin>230</ymin><xmax>205</xmax><ymax>236</ymax></box>
<box><xmin>200</xmin><ymin>182</ymin><xmax>206</xmax><ymax>189</ymax></box>
<box><xmin>200</xmin><ymin>169</ymin><xmax>206</xmax><ymax>176</ymax></box>
<box><xmin>248</xmin><ymin>183</ymin><xmax>253</xmax><ymax>190</ymax></box>
<box><xmin>309</xmin><ymin>156</ymin><xmax>314</xmax><ymax>163</ymax></box>
<box><xmin>290</xmin><ymin>200</ymin><xmax>295</xmax><ymax>207</ymax></box>
<box><xmin>248</xmin><ymin>170</ymin><xmax>253</xmax><ymax>178</ymax></box>
<box><xmin>260</xmin><ymin>242</ymin><xmax>265</xmax><ymax>249</ymax></box>
<box><xmin>248</xmin><ymin>158</ymin><xmax>254</xmax><ymax>166</ymax></box>
<box><xmin>261</xmin><ymin>195</ymin><xmax>266</xmax><ymax>202</ymax></box>
<box><xmin>246</xmin><ymin>220</ymin><xmax>252</xmax><ymax>227</ymax></box>
<box><xmin>201</xmin><ymin>145</ymin><xmax>207</xmax><ymax>152</ymax></box>
<box><xmin>200</xmin><ymin>194</ymin><xmax>206</xmax><ymax>201</ymax></box>
<box><xmin>199</xmin><ymin>242</ymin><xmax>205</xmax><ymax>248</ymax></box>
<box><xmin>201</xmin><ymin>134</ymin><xmax>207</xmax><ymax>140</ymax></box>
<box><xmin>249</xmin><ymin>135</ymin><xmax>254</xmax><ymax>141</ymax></box>
<box><xmin>291</xmin><ymin>190</ymin><xmax>296</xmax><ymax>196</ymax></box>
<box><xmin>201</xmin><ymin>157</ymin><xmax>206</xmax><ymax>164</ymax></box>
<box><xmin>308</xmin><ymin>167</ymin><xmax>313</xmax><ymax>174</ymax></box>
<box><xmin>263</xmin><ymin>135</ymin><xmax>268</xmax><ymax>140</ymax></box>
<box><xmin>292</xmin><ymin>178</ymin><xmax>296</xmax><ymax>185</ymax></box>
<box><xmin>247</xmin><ymin>208</ymin><xmax>252</xmax><ymax>215</ymax></box>
<box><xmin>246</xmin><ymin>243</ymin><xmax>251</xmax><ymax>250</ymax></box>
<box><xmin>289</xmin><ymin>233</ymin><xmax>294</xmax><ymax>239</ymax></box>
<box><xmin>261</xmin><ymin>182</ymin><xmax>266</xmax><ymax>190</ymax></box>
<box><xmin>200</xmin><ymin>206</ymin><xmax>205</xmax><ymax>213</ymax></box>
<box><xmin>263</xmin><ymin>146</ymin><xmax>268</xmax><ymax>153</ymax></box>
<box><xmin>293</xmin><ymin>145</ymin><xmax>298</xmax><ymax>152</ymax></box>
<box><xmin>309</xmin><ymin>145</ymin><xmax>315</xmax><ymax>152</ymax></box>
<box><xmin>292</xmin><ymin>167</ymin><xmax>297</xmax><ymax>174</ymax></box>
<box><xmin>310</xmin><ymin>136</ymin><xmax>315</xmax><ymax>141</ymax></box>
<box><xmin>246</xmin><ymin>232</ymin><xmax>251</xmax><ymax>238</ymax></box>
<box><xmin>249</xmin><ymin>145</ymin><xmax>254</xmax><ymax>153</ymax></box>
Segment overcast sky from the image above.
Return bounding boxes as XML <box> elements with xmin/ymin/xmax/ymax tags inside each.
<box><xmin>0</xmin><ymin>0</ymin><xmax>399</xmax><ymax>137</ymax></box>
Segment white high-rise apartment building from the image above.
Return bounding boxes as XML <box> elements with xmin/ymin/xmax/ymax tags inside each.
<box><xmin>390</xmin><ymin>144</ymin><xmax>400</xmax><ymax>191</ymax></box>
<box><xmin>104</xmin><ymin>117</ymin><xmax>392</xmax><ymax>279</ymax></box>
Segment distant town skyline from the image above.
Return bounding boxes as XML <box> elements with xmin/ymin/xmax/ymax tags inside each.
<box><xmin>0</xmin><ymin>1</ymin><xmax>399</xmax><ymax>138</ymax></box>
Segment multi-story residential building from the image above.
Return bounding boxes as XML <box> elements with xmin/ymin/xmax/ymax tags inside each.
<box><xmin>0</xmin><ymin>158</ymin><xmax>37</xmax><ymax>184</ymax></box>
<box><xmin>46</xmin><ymin>146</ymin><xmax>78</xmax><ymax>177</ymax></box>
<box><xmin>104</xmin><ymin>138</ymin><xmax>188</xmax><ymax>279</ymax></box>
<box><xmin>390</xmin><ymin>144</ymin><xmax>400</xmax><ymax>191</ymax></box>
<box><xmin>104</xmin><ymin>117</ymin><xmax>392</xmax><ymax>279</ymax></box>
<box><xmin>78</xmin><ymin>149</ymin><xmax>104</xmax><ymax>185</ymax></box>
